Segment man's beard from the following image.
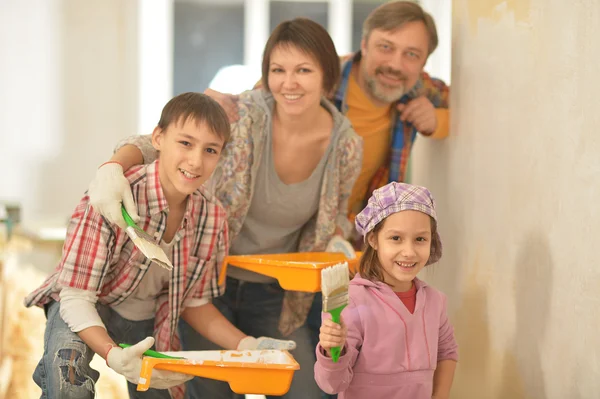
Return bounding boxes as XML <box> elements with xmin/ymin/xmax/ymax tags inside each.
<box><xmin>364</xmin><ymin>66</ymin><xmax>407</xmax><ymax>104</ymax></box>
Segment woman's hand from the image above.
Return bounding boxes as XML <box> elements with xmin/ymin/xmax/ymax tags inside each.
<box><xmin>319</xmin><ymin>317</ymin><xmax>347</xmax><ymax>356</ymax></box>
<box><xmin>204</xmin><ymin>88</ymin><xmax>240</xmax><ymax>123</ymax></box>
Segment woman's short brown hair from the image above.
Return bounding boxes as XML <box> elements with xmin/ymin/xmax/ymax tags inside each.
<box><xmin>359</xmin><ymin>216</ymin><xmax>438</xmax><ymax>283</ymax></box>
<box><xmin>157</xmin><ymin>92</ymin><xmax>230</xmax><ymax>143</ymax></box>
<box><xmin>362</xmin><ymin>1</ymin><xmax>438</xmax><ymax>55</ymax></box>
<box><xmin>261</xmin><ymin>18</ymin><xmax>340</xmax><ymax>94</ymax></box>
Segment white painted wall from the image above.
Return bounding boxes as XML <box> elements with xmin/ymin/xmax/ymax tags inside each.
<box><xmin>412</xmin><ymin>0</ymin><xmax>600</xmax><ymax>398</ymax></box>
<box><xmin>0</xmin><ymin>0</ymin><xmax>172</xmax><ymax>231</ymax></box>
<box><xmin>421</xmin><ymin>0</ymin><xmax>452</xmax><ymax>83</ymax></box>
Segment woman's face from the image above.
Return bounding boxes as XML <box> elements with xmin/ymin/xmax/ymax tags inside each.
<box><xmin>267</xmin><ymin>44</ymin><xmax>325</xmax><ymax>116</ymax></box>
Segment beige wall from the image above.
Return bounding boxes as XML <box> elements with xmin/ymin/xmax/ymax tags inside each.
<box><xmin>412</xmin><ymin>1</ymin><xmax>600</xmax><ymax>398</ymax></box>
<box><xmin>0</xmin><ymin>0</ymin><xmax>171</xmax><ymax>231</ymax></box>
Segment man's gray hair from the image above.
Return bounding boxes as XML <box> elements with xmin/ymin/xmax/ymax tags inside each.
<box><xmin>362</xmin><ymin>1</ymin><xmax>438</xmax><ymax>55</ymax></box>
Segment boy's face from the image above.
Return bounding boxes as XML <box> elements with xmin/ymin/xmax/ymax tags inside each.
<box><xmin>368</xmin><ymin>210</ymin><xmax>432</xmax><ymax>292</ymax></box>
<box><xmin>152</xmin><ymin>117</ymin><xmax>224</xmax><ymax>202</ymax></box>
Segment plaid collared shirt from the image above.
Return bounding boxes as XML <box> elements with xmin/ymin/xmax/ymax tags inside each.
<box><xmin>333</xmin><ymin>52</ymin><xmax>450</xmax><ymax>207</ymax></box>
<box><xmin>25</xmin><ymin>160</ymin><xmax>229</xmax><ymax>353</ymax></box>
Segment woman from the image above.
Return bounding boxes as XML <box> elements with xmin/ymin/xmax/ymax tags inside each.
<box><xmin>88</xmin><ymin>18</ymin><xmax>362</xmax><ymax>399</ymax></box>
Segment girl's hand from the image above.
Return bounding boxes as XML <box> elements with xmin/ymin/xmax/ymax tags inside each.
<box><xmin>319</xmin><ymin>317</ymin><xmax>347</xmax><ymax>356</ymax></box>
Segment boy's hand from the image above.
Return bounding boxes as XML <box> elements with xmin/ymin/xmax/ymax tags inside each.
<box><xmin>236</xmin><ymin>336</ymin><xmax>296</xmax><ymax>351</ymax></box>
<box><xmin>319</xmin><ymin>317</ymin><xmax>347</xmax><ymax>356</ymax></box>
<box><xmin>107</xmin><ymin>337</ymin><xmax>193</xmax><ymax>389</ymax></box>
<box><xmin>88</xmin><ymin>162</ymin><xmax>139</xmax><ymax>229</ymax></box>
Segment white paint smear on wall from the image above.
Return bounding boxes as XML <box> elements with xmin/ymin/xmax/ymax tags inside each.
<box><xmin>413</xmin><ymin>0</ymin><xmax>600</xmax><ymax>398</ymax></box>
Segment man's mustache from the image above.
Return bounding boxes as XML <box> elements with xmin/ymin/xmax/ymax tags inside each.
<box><xmin>375</xmin><ymin>67</ymin><xmax>407</xmax><ymax>81</ymax></box>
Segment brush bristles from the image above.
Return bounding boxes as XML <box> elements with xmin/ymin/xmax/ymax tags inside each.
<box><xmin>321</xmin><ymin>262</ymin><xmax>350</xmax><ymax>297</ymax></box>
<box><xmin>126</xmin><ymin>227</ymin><xmax>174</xmax><ymax>271</ymax></box>
<box><xmin>322</xmin><ymin>291</ymin><xmax>349</xmax><ymax>312</ymax></box>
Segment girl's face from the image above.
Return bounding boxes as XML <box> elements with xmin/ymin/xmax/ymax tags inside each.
<box><xmin>267</xmin><ymin>44</ymin><xmax>324</xmax><ymax>116</ymax></box>
<box><xmin>368</xmin><ymin>210</ymin><xmax>432</xmax><ymax>292</ymax></box>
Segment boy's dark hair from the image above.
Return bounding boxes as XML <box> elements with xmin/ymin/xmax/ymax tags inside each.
<box><xmin>157</xmin><ymin>92</ymin><xmax>230</xmax><ymax>143</ymax></box>
<box><xmin>261</xmin><ymin>18</ymin><xmax>340</xmax><ymax>95</ymax></box>
<box><xmin>359</xmin><ymin>216</ymin><xmax>438</xmax><ymax>283</ymax></box>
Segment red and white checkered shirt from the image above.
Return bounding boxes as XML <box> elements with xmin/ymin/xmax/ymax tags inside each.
<box><xmin>25</xmin><ymin>160</ymin><xmax>229</xmax><ymax>353</ymax></box>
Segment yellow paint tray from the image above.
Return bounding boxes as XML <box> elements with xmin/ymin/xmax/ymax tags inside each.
<box><xmin>137</xmin><ymin>350</ymin><xmax>299</xmax><ymax>396</ymax></box>
<box><xmin>219</xmin><ymin>252</ymin><xmax>362</xmax><ymax>292</ymax></box>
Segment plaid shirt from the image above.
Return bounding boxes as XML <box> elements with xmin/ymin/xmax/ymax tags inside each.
<box><xmin>25</xmin><ymin>160</ymin><xmax>229</xmax><ymax>353</ymax></box>
<box><xmin>333</xmin><ymin>52</ymin><xmax>450</xmax><ymax>207</ymax></box>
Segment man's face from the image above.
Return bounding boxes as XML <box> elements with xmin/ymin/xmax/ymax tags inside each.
<box><xmin>360</xmin><ymin>21</ymin><xmax>430</xmax><ymax>105</ymax></box>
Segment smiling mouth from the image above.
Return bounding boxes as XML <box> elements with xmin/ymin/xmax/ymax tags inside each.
<box><xmin>179</xmin><ymin>168</ymin><xmax>200</xmax><ymax>180</ymax></box>
<box><xmin>378</xmin><ymin>73</ymin><xmax>404</xmax><ymax>85</ymax></box>
<box><xmin>282</xmin><ymin>94</ymin><xmax>303</xmax><ymax>101</ymax></box>
<box><xmin>395</xmin><ymin>261</ymin><xmax>416</xmax><ymax>269</ymax></box>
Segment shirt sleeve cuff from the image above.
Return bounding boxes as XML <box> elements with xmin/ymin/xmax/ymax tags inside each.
<box><xmin>428</xmin><ymin>108</ymin><xmax>450</xmax><ymax>140</ymax></box>
<box><xmin>315</xmin><ymin>343</ymin><xmax>351</xmax><ymax>370</ymax></box>
<box><xmin>59</xmin><ymin>288</ymin><xmax>105</xmax><ymax>332</ymax></box>
<box><xmin>184</xmin><ymin>297</ymin><xmax>211</xmax><ymax>308</ymax></box>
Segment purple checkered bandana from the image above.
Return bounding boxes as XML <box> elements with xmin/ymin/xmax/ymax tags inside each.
<box><xmin>355</xmin><ymin>182</ymin><xmax>443</xmax><ymax>265</ymax></box>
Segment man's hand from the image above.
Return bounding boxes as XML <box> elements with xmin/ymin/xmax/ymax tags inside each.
<box><xmin>88</xmin><ymin>162</ymin><xmax>138</xmax><ymax>228</ymax></box>
<box><xmin>204</xmin><ymin>88</ymin><xmax>240</xmax><ymax>123</ymax></box>
<box><xmin>397</xmin><ymin>95</ymin><xmax>437</xmax><ymax>135</ymax></box>
<box><xmin>107</xmin><ymin>337</ymin><xmax>193</xmax><ymax>389</ymax></box>
<box><xmin>236</xmin><ymin>336</ymin><xmax>296</xmax><ymax>351</ymax></box>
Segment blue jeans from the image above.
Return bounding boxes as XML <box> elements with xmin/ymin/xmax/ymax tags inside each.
<box><xmin>32</xmin><ymin>301</ymin><xmax>170</xmax><ymax>399</ymax></box>
<box><xmin>179</xmin><ymin>276</ymin><xmax>322</xmax><ymax>399</ymax></box>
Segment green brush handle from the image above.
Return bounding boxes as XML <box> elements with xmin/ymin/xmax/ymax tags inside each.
<box><xmin>121</xmin><ymin>205</ymin><xmax>137</xmax><ymax>228</ymax></box>
<box><xmin>118</xmin><ymin>343</ymin><xmax>184</xmax><ymax>359</ymax></box>
<box><xmin>330</xmin><ymin>306</ymin><xmax>345</xmax><ymax>363</ymax></box>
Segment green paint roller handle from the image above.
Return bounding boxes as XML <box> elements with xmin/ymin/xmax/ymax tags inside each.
<box><xmin>121</xmin><ymin>205</ymin><xmax>136</xmax><ymax>228</ymax></box>
<box><xmin>118</xmin><ymin>343</ymin><xmax>184</xmax><ymax>359</ymax></box>
<box><xmin>330</xmin><ymin>307</ymin><xmax>344</xmax><ymax>363</ymax></box>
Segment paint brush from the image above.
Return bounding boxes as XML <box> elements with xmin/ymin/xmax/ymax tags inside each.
<box><xmin>121</xmin><ymin>205</ymin><xmax>173</xmax><ymax>271</ymax></box>
<box><xmin>321</xmin><ymin>262</ymin><xmax>350</xmax><ymax>363</ymax></box>
<box><xmin>118</xmin><ymin>343</ymin><xmax>184</xmax><ymax>359</ymax></box>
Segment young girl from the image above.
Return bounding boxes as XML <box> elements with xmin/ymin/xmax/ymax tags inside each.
<box><xmin>315</xmin><ymin>182</ymin><xmax>458</xmax><ymax>399</ymax></box>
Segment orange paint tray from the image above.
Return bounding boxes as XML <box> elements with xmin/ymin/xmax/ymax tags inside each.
<box><xmin>220</xmin><ymin>252</ymin><xmax>362</xmax><ymax>292</ymax></box>
<box><xmin>137</xmin><ymin>349</ymin><xmax>299</xmax><ymax>395</ymax></box>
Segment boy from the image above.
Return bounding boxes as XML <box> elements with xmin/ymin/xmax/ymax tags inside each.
<box><xmin>25</xmin><ymin>93</ymin><xmax>294</xmax><ymax>399</ymax></box>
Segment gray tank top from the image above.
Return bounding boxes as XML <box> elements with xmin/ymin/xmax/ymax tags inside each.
<box><xmin>228</xmin><ymin>125</ymin><xmax>333</xmax><ymax>283</ymax></box>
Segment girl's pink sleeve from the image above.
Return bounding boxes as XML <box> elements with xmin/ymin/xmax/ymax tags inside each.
<box><xmin>314</xmin><ymin>297</ymin><xmax>363</xmax><ymax>394</ymax></box>
<box><xmin>437</xmin><ymin>294</ymin><xmax>459</xmax><ymax>362</ymax></box>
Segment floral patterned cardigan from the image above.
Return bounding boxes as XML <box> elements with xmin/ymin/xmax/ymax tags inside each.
<box><xmin>116</xmin><ymin>89</ymin><xmax>363</xmax><ymax>335</ymax></box>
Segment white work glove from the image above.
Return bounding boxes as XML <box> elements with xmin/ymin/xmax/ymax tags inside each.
<box><xmin>236</xmin><ymin>336</ymin><xmax>296</xmax><ymax>351</ymax></box>
<box><xmin>88</xmin><ymin>162</ymin><xmax>139</xmax><ymax>229</ymax></box>
<box><xmin>107</xmin><ymin>337</ymin><xmax>193</xmax><ymax>389</ymax></box>
<box><xmin>326</xmin><ymin>235</ymin><xmax>357</xmax><ymax>259</ymax></box>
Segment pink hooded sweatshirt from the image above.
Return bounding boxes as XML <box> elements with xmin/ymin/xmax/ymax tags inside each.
<box><xmin>314</xmin><ymin>274</ymin><xmax>458</xmax><ymax>399</ymax></box>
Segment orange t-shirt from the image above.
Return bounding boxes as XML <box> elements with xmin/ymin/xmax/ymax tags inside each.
<box><xmin>346</xmin><ymin>69</ymin><xmax>393</xmax><ymax>216</ymax></box>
